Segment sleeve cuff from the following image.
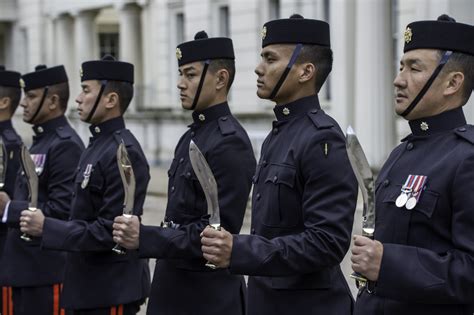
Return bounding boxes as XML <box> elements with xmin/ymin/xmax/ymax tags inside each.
<box><xmin>42</xmin><ymin>217</ymin><xmax>69</xmax><ymax>250</ymax></box>
<box><xmin>5</xmin><ymin>200</ymin><xmax>28</xmax><ymax>227</ymax></box>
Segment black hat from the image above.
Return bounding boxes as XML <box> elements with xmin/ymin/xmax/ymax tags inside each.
<box><xmin>176</xmin><ymin>31</ymin><xmax>234</xmax><ymax>66</ymax></box>
<box><xmin>80</xmin><ymin>55</ymin><xmax>134</xmax><ymax>84</ymax></box>
<box><xmin>261</xmin><ymin>14</ymin><xmax>330</xmax><ymax>48</ymax></box>
<box><xmin>0</xmin><ymin>66</ymin><xmax>21</xmax><ymax>88</ymax></box>
<box><xmin>403</xmin><ymin>14</ymin><xmax>474</xmax><ymax>55</ymax></box>
<box><xmin>21</xmin><ymin>65</ymin><xmax>68</xmax><ymax>92</ymax></box>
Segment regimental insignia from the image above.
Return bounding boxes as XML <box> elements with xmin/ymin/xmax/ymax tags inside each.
<box><xmin>79</xmin><ymin>67</ymin><xmax>83</xmax><ymax>78</ymax></box>
<box><xmin>321</xmin><ymin>142</ymin><xmax>331</xmax><ymax>157</ymax></box>
<box><xmin>31</xmin><ymin>154</ymin><xmax>46</xmax><ymax>176</ymax></box>
<box><xmin>420</xmin><ymin>121</ymin><xmax>429</xmax><ymax>131</ymax></box>
<box><xmin>404</xmin><ymin>27</ymin><xmax>413</xmax><ymax>44</ymax></box>
<box><xmin>81</xmin><ymin>164</ymin><xmax>93</xmax><ymax>189</ymax></box>
<box><xmin>261</xmin><ymin>26</ymin><xmax>267</xmax><ymax>40</ymax></box>
<box><xmin>282</xmin><ymin>107</ymin><xmax>290</xmax><ymax>116</ymax></box>
<box><xmin>19</xmin><ymin>78</ymin><xmax>25</xmax><ymax>89</ymax></box>
<box><xmin>176</xmin><ymin>48</ymin><xmax>183</xmax><ymax>60</ymax></box>
<box><xmin>199</xmin><ymin>114</ymin><xmax>206</xmax><ymax>121</ymax></box>
<box><xmin>9</xmin><ymin>151</ymin><xmax>13</xmax><ymax>160</ymax></box>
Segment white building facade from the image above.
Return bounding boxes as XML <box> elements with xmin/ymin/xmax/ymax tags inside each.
<box><xmin>0</xmin><ymin>0</ymin><xmax>473</xmax><ymax>167</ymax></box>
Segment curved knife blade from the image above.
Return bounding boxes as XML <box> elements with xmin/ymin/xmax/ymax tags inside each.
<box><xmin>346</xmin><ymin>126</ymin><xmax>375</xmax><ymax>237</ymax></box>
<box><xmin>117</xmin><ymin>141</ymin><xmax>135</xmax><ymax>216</ymax></box>
<box><xmin>189</xmin><ymin>140</ymin><xmax>220</xmax><ymax>228</ymax></box>
<box><xmin>0</xmin><ymin>138</ymin><xmax>6</xmax><ymax>190</ymax></box>
<box><xmin>20</xmin><ymin>145</ymin><xmax>38</xmax><ymax>210</ymax></box>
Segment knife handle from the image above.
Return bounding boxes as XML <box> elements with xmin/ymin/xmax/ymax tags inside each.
<box><xmin>205</xmin><ymin>224</ymin><xmax>221</xmax><ymax>269</ymax></box>
<box><xmin>20</xmin><ymin>207</ymin><xmax>37</xmax><ymax>242</ymax></box>
<box><xmin>112</xmin><ymin>213</ymin><xmax>133</xmax><ymax>255</ymax></box>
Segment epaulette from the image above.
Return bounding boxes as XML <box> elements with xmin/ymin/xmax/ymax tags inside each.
<box><xmin>55</xmin><ymin>126</ymin><xmax>72</xmax><ymax>139</ymax></box>
<box><xmin>113</xmin><ymin>129</ymin><xmax>133</xmax><ymax>147</ymax></box>
<box><xmin>455</xmin><ymin>125</ymin><xmax>474</xmax><ymax>145</ymax></box>
<box><xmin>217</xmin><ymin>116</ymin><xmax>236</xmax><ymax>135</ymax></box>
<box><xmin>2</xmin><ymin>129</ymin><xmax>20</xmax><ymax>143</ymax></box>
<box><xmin>307</xmin><ymin>109</ymin><xmax>334</xmax><ymax>129</ymax></box>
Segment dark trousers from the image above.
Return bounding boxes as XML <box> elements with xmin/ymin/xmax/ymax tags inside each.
<box><xmin>65</xmin><ymin>303</ymin><xmax>141</xmax><ymax>315</ymax></box>
<box><xmin>7</xmin><ymin>284</ymin><xmax>65</xmax><ymax>315</ymax></box>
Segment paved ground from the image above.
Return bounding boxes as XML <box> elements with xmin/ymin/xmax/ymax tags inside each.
<box><xmin>138</xmin><ymin>167</ymin><xmax>363</xmax><ymax>313</ymax></box>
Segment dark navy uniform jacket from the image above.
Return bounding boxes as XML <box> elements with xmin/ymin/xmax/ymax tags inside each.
<box><xmin>0</xmin><ymin>120</ymin><xmax>22</xmax><ymax>256</ymax></box>
<box><xmin>41</xmin><ymin>116</ymin><xmax>150</xmax><ymax>310</ymax></box>
<box><xmin>0</xmin><ymin>115</ymin><xmax>84</xmax><ymax>287</ymax></box>
<box><xmin>355</xmin><ymin>108</ymin><xmax>474</xmax><ymax>315</ymax></box>
<box><xmin>229</xmin><ymin>95</ymin><xmax>357</xmax><ymax>315</ymax></box>
<box><xmin>138</xmin><ymin>102</ymin><xmax>256</xmax><ymax>315</ymax></box>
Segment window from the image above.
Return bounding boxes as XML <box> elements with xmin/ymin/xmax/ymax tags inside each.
<box><xmin>269</xmin><ymin>0</ymin><xmax>280</xmax><ymax>20</ymax></box>
<box><xmin>99</xmin><ymin>33</ymin><xmax>119</xmax><ymax>59</ymax></box>
<box><xmin>218</xmin><ymin>6</ymin><xmax>230</xmax><ymax>37</ymax></box>
<box><xmin>176</xmin><ymin>12</ymin><xmax>185</xmax><ymax>45</ymax></box>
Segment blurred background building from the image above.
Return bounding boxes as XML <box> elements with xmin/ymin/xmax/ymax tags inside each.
<box><xmin>0</xmin><ymin>0</ymin><xmax>473</xmax><ymax>167</ymax></box>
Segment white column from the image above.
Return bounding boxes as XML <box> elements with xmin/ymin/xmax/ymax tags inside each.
<box><xmin>118</xmin><ymin>3</ymin><xmax>143</xmax><ymax>111</ymax></box>
<box><xmin>354</xmin><ymin>0</ymin><xmax>395</xmax><ymax>169</ymax></box>
<box><xmin>329</xmin><ymin>0</ymin><xmax>356</xmax><ymax>130</ymax></box>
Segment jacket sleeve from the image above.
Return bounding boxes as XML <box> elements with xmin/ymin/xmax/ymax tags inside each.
<box><xmin>375</xmin><ymin>154</ymin><xmax>474</xmax><ymax>304</ymax></box>
<box><xmin>42</xmin><ymin>145</ymin><xmax>150</xmax><ymax>252</ymax></box>
<box><xmin>138</xmin><ymin>135</ymin><xmax>256</xmax><ymax>259</ymax></box>
<box><xmin>229</xmin><ymin>129</ymin><xmax>357</xmax><ymax>276</ymax></box>
<box><xmin>6</xmin><ymin>140</ymin><xmax>83</xmax><ymax>227</ymax></box>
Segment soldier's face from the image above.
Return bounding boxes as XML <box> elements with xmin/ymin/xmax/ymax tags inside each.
<box><xmin>177</xmin><ymin>61</ymin><xmax>214</xmax><ymax>110</ymax></box>
<box><xmin>20</xmin><ymin>88</ymin><xmax>47</xmax><ymax>124</ymax></box>
<box><xmin>394</xmin><ymin>49</ymin><xmax>446</xmax><ymax>119</ymax></box>
<box><xmin>76</xmin><ymin>80</ymin><xmax>105</xmax><ymax>124</ymax></box>
<box><xmin>255</xmin><ymin>44</ymin><xmax>299</xmax><ymax>103</ymax></box>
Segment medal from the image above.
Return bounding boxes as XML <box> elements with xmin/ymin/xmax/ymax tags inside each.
<box><xmin>81</xmin><ymin>164</ymin><xmax>93</xmax><ymax>189</ymax></box>
<box><xmin>396</xmin><ymin>175</ymin><xmax>416</xmax><ymax>208</ymax></box>
<box><xmin>31</xmin><ymin>154</ymin><xmax>46</xmax><ymax>176</ymax></box>
<box><xmin>404</xmin><ymin>175</ymin><xmax>427</xmax><ymax>210</ymax></box>
<box><xmin>405</xmin><ymin>196</ymin><xmax>417</xmax><ymax>210</ymax></box>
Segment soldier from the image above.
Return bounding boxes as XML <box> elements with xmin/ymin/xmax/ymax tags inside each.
<box><xmin>112</xmin><ymin>31</ymin><xmax>256</xmax><ymax>314</ymax></box>
<box><xmin>351</xmin><ymin>15</ymin><xmax>474</xmax><ymax>315</ymax></box>
<box><xmin>0</xmin><ymin>65</ymin><xmax>84</xmax><ymax>315</ymax></box>
<box><xmin>201</xmin><ymin>15</ymin><xmax>358</xmax><ymax>315</ymax></box>
<box><xmin>20</xmin><ymin>56</ymin><xmax>151</xmax><ymax>315</ymax></box>
<box><xmin>0</xmin><ymin>66</ymin><xmax>23</xmax><ymax>315</ymax></box>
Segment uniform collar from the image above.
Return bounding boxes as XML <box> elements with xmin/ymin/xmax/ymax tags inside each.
<box><xmin>192</xmin><ymin>102</ymin><xmax>231</xmax><ymax>125</ymax></box>
<box><xmin>408</xmin><ymin>107</ymin><xmax>466</xmax><ymax>137</ymax></box>
<box><xmin>33</xmin><ymin>115</ymin><xmax>68</xmax><ymax>136</ymax></box>
<box><xmin>89</xmin><ymin>116</ymin><xmax>125</xmax><ymax>138</ymax></box>
<box><xmin>0</xmin><ymin>119</ymin><xmax>13</xmax><ymax>132</ymax></box>
<box><xmin>273</xmin><ymin>94</ymin><xmax>320</xmax><ymax>121</ymax></box>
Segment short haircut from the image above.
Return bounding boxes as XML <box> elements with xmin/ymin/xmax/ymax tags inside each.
<box><xmin>208</xmin><ymin>59</ymin><xmax>236</xmax><ymax>91</ymax></box>
<box><xmin>103</xmin><ymin>80</ymin><xmax>134</xmax><ymax>113</ymax></box>
<box><xmin>438</xmin><ymin>51</ymin><xmax>474</xmax><ymax>106</ymax></box>
<box><xmin>48</xmin><ymin>81</ymin><xmax>70</xmax><ymax>111</ymax></box>
<box><xmin>0</xmin><ymin>86</ymin><xmax>22</xmax><ymax>115</ymax></box>
<box><xmin>296</xmin><ymin>44</ymin><xmax>333</xmax><ymax>93</ymax></box>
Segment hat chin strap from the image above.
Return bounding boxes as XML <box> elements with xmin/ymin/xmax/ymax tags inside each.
<box><xmin>401</xmin><ymin>50</ymin><xmax>453</xmax><ymax>117</ymax></box>
<box><xmin>27</xmin><ymin>86</ymin><xmax>49</xmax><ymax>124</ymax></box>
<box><xmin>189</xmin><ymin>60</ymin><xmax>211</xmax><ymax>111</ymax></box>
<box><xmin>269</xmin><ymin>43</ymin><xmax>303</xmax><ymax>100</ymax></box>
<box><xmin>86</xmin><ymin>80</ymin><xmax>108</xmax><ymax>123</ymax></box>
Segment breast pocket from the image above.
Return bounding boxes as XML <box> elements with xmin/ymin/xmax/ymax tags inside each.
<box><xmin>74</xmin><ymin>164</ymin><xmax>104</xmax><ymax>219</ymax></box>
<box><xmin>383</xmin><ymin>185</ymin><xmax>438</xmax><ymax>219</ymax></box>
<box><xmin>261</xmin><ymin>164</ymin><xmax>300</xmax><ymax>228</ymax></box>
<box><xmin>178</xmin><ymin>165</ymin><xmax>205</xmax><ymax>217</ymax></box>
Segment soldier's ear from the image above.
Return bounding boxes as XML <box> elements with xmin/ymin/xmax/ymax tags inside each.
<box><xmin>0</xmin><ymin>97</ymin><xmax>10</xmax><ymax>110</ymax></box>
<box><xmin>298</xmin><ymin>63</ymin><xmax>315</xmax><ymax>84</ymax></box>
<box><xmin>104</xmin><ymin>91</ymin><xmax>119</xmax><ymax>109</ymax></box>
<box><xmin>47</xmin><ymin>94</ymin><xmax>59</xmax><ymax>110</ymax></box>
<box><xmin>443</xmin><ymin>71</ymin><xmax>464</xmax><ymax>97</ymax></box>
<box><xmin>215</xmin><ymin>69</ymin><xmax>229</xmax><ymax>91</ymax></box>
